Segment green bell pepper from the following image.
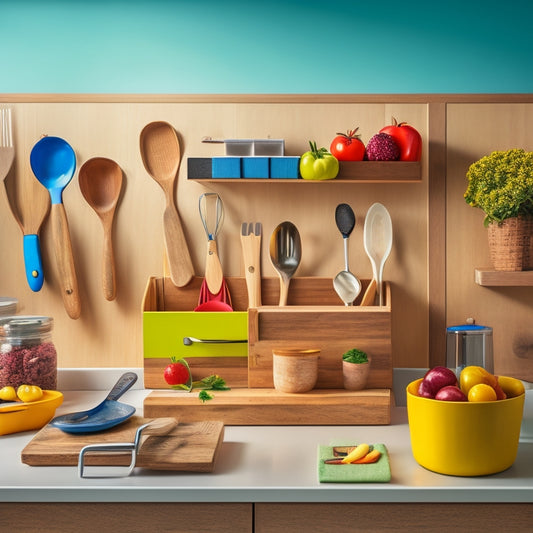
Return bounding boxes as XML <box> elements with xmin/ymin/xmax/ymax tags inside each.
<box><xmin>299</xmin><ymin>141</ymin><xmax>339</xmax><ymax>181</ymax></box>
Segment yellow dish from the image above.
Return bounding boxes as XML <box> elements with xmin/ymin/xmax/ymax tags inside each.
<box><xmin>0</xmin><ymin>390</ymin><xmax>63</xmax><ymax>436</ymax></box>
<box><xmin>407</xmin><ymin>378</ymin><xmax>524</xmax><ymax>476</ymax></box>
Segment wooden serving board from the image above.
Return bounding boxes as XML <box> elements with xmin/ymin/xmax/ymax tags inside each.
<box><xmin>21</xmin><ymin>417</ymin><xmax>224</xmax><ymax>472</ymax></box>
<box><xmin>143</xmin><ymin>389</ymin><xmax>391</xmax><ymax>425</ymax></box>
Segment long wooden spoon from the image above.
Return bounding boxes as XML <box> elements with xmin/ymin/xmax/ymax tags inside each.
<box><xmin>139</xmin><ymin>121</ymin><xmax>194</xmax><ymax>287</ymax></box>
<box><xmin>79</xmin><ymin>157</ymin><xmax>123</xmax><ymax>301</ymax></box>
<box><xmin>30</xmin><ymin>136</ymin><xmax>81</xmax><ymax>319</ymax></box>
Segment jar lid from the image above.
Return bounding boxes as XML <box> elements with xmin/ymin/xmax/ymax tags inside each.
<box><xmin>272</xmin><ymin>348</ymin><xmax>320</xmax><ymax>357</ymax></box>
<box><xmin>0</xmin><ymin>315</ymin><xmax>53</xmax><ymax>337</ymax></box>
<box><xmin>0</xmin><ymin>297</ymin><xmax>18</xmax><ymax>316</ymax></box>
<box><xmin>447</xmin><ymin>324</ymin><xmax>492</xmax><ymax>333</ymax></box>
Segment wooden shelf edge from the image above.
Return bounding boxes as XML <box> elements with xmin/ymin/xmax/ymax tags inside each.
<box><xmin>475</xmin><ymin>268</ymin><xmax>533</xmax><ymax>286</ymax></box>
<box><xmin>187</xmin><ymin>160</ymin><xmax>421</xmax><ymax>183</ymax></box>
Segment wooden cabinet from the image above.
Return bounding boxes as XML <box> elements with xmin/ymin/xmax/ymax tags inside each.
<box><xmin>3</xmin><ymin>502</ymin><xmax>533</xmax><ymax>533</ymax></box>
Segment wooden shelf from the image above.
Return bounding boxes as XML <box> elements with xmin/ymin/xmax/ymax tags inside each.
<box><xmin>144</xmin><ymin>388</ymin><xmax>392</xmax><ymax>425</ymax></box>
<box><xmin>475</xmin><ymin>268</ymin><xmax>533</xmax><ymax>286</ymax></box>
<box><xmin>187</xmin><ymin>160</ymin><xmax>421</xmax><ymax>183</ymax></box>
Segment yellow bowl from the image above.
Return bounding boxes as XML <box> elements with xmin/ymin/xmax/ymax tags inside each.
<box><xmin>0</xmin><ymin>390</ymin><xmax>63</xmax><ymax>436</ymax></box>
<box><xmin>406</xmin><ymin>378</ymin><xmax>524</xmax><ymax>476</ymax></box>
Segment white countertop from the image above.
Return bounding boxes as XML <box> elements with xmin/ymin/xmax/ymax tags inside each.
<box><xmin>2</xmin><ymin>369</ymin><xmax>533</xmax><ymax>504</ymax></box>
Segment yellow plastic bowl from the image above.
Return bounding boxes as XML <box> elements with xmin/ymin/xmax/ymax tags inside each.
<box><xmin>0</xmin><ymin>390</ymin><xmax>63</xmax><ymax>436</ymax></box>
<box><xmin>406</xmin><ymin>378</ymin><xmax>524</xmax><ymax>476</ymax></box>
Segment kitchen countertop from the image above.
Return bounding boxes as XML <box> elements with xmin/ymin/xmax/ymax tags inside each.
<box><xmin>1</xmin><ymin>369</ymin><xmax>533</xmax><ymax>504</ymax></box>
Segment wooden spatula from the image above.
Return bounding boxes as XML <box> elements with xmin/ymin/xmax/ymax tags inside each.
<box><xmin>360</xmin><ymin>278</ymin><xmax>377</xmax><ymax>306</ymax></box>
<box><xmin>4</xmin><ymin>161</ymin><xmax>49</xmax><ymax>292</ymax></box>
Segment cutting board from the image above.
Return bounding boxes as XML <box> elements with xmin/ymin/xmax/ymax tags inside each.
<box><xmin>21</xmin><ymin>417</ymin><xmax>224</xmax><ymax>472</ymax></box>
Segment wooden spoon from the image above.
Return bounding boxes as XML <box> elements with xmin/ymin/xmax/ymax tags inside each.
<box><xmin>139</xmin><ymin>121</ymin><xmax>194</xmax><ymax>287</ymax></box>
<box><xmin>79</xmin><ymin>157</ymin><xmax>123</xmax><ymax>301</ymax></box>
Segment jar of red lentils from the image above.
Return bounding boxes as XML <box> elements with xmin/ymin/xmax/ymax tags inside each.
<box><xmin>0</xmin><ymin>316</ymin><xmax>57</xmax><ymax>390</ymax></box>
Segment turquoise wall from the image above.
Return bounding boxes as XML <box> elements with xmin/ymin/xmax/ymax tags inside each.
<box><xmin>2</xmin><ymin>0</ymin><xmax>532</xmax><ymax>93</ymax></box>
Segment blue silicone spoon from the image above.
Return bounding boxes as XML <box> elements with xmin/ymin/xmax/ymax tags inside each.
<box><xmin>30</xmin><ymin>136</ymin><xmax>81</xmax><ymax>319</ymax></box>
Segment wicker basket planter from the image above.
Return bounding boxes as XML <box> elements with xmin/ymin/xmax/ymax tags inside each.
<box><xmin>487</xmin><ymin>217</ymin><xmax>532</xmax><ymax>271</ymax></box>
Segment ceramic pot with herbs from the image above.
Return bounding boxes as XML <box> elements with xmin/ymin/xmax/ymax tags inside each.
<box><xmin>342</xmin><ymin>348</ymin><xmax>371</xmax><ymax>391</ymax></box>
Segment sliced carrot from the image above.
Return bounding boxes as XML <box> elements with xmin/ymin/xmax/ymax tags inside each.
<box><xmin>351</xmin><ymin>449</ymin><xmax>381</xmax><ymax>464</ymax></box>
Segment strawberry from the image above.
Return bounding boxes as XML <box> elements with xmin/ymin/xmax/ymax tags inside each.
<box><xmin>164</xmin><ymin>357</ymin><xmax>190</xmax><ymax>386</ymax></box>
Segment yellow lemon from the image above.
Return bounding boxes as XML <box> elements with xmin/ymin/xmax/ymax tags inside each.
<box><xmin>0</xmin><ymin>386</ymin><xmax>17</xmax><ymax>401</ymax></box>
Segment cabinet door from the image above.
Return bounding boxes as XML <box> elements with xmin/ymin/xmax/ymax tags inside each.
<box><xmin>0</xmin><ymin>503</ymin><xmax>253</xmax><ymax>533</ymax></box>
<box><xmin>254</xmin><ymin>503</ymin><xmax>533</xmax><ymax>532</ymax></box>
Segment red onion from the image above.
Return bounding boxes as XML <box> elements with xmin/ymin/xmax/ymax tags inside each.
<box><xmin>435</xmin><ymin>385</ymin><xmax>468</xmax><ymax>401</ymax></box>
<box><xmin>419</xmin><ymin>366</ymin><xmax>457</xmax><ymax>398</ymax></box>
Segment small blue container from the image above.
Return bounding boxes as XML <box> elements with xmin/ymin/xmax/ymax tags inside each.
<box><xmin>270</xmin><ymin>156</ymin><xmax>300</xmax><ymax>179</ymax></box>
<box><xmin>212</xmin><ymin>157</ymin><xmax>241</xmax><ymax>178</ymax></box>
<box><xmin>242</xmin><ymin>157</ymin><xmax>269</xmax><ymax>179</ymax></box>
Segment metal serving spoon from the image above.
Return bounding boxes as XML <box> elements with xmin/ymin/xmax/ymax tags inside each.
<box><xmin>269</xmin><ymin>221</ymin><xmax>302</xmax><ymax>306</ymax></box>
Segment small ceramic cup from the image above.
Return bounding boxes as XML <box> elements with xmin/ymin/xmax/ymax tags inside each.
<box><xmin>272</xmin><ymin>348</ymin><xmax>320</xmax><ymax>393</ymax></box>
<box><xmin>342</xmin><ymin>358</ymin><xmax>371</xmax><ymax>391</ymax></box>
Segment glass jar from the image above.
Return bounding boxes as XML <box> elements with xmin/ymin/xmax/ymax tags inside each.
<box><xmin>0</xmin><ymin>297</ymin><xmax>18</xmax><ymax>317</ymax></box>
<box><xmin>0</xmin><ymin>315</ymin><xmax>57</xmax><ymax>390</ymax></box>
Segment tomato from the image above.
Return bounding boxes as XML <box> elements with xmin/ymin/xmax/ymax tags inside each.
<box><xmin>498</xmin><ymin>375</ymin><xmax>525</xmax><ymax>398</ymax></box>
<box><xmin>379</xmin><ymin>117</ymin><xmax>422</xmax><ymax>161</ymax></box>
<box><xmin>300</xmin><ymin>141</ymin><xmax>339</xmax><ymax>181</ymax></box>
<box><xmin>468</xmin><ymin>383</ymin><xmax>497</xmax><ymax>402</ymax></box>
<box><xmin>17</xmin><ymin>384</ymin><xmax>43</xmax><ymax>403</ymax></box>
<box><xmin>459</xmin><ymin>365</ymin><xmax>497</xmax><ymax>395</ymax></box>
<box><xmin>329</xmin><ymin>128</ymin><xmax>365</xmax><ymax>161</ymax></box>
<box><xmin>164</xmin><ymin>357</ymin><xmax>190</xmax><ymax>386</ymax></box>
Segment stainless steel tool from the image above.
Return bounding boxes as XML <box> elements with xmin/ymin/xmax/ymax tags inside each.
<box><xmin>78</xmin><ymin>417</ymin><xmax>178</xmax><ymax>478</ymax></box>
<box><xmin>269</xmin><ymin>221</ymin><xmax>302</xmax><ymax>306</ymax></box>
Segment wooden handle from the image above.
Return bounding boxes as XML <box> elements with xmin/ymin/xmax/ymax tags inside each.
<box><xmin>279</xmin><ymin>275</ymin><xmax>289</xmax><ymax>306</ymax></box>
<box><xmin>205</xmin><ymin>239</ymin><xmax>223</xmax><ymax>294</ymax></box>
<box><xmin>240</xmin><ymin>233</ymin><xmax>262</xmax><ymax>307</ymax></box>
<box><xmin>142</xmin><ymin>417</ymin><xmax>178</xmax><ymax>436</ymax></box>
<box><xmin>360</xmin><ymin>278</ymin><xmax>377</xmax><ymax>306</ymax></box>
<box><xmin>102</xmin><ymin>221</ymin><xmax>116</xmax><ymax>301</ymax></box>
<box><xmin>50</xmin><ymin>203</ymin><xmax>81</xmax><ymax>319</ymax></box>
<box><xmin>162</xmin><ymin>201</ymin><xmax>194</xmax><ymax>287</ymax></box>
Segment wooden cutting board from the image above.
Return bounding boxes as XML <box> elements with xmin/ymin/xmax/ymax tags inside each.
<box><xmin>21</xmin><ymin>417</ymin><xmax>224</xmax><ymax>472</ymax></box>
<box><xmin>144</xmin><ymin>389</ymin><xmax>391</xmax><ymax>425</ymax></box>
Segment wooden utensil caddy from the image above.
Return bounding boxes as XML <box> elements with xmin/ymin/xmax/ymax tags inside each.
<box><xmin>142</xmin><ymin>276</ymin><xmax>392</xmax><ymax>425</ymax></box>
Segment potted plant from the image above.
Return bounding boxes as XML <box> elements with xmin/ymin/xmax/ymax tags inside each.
<box><xmin>342</xmin><ymin>348</ymin><xmax>371</xmax><ymax>391</ymax></box>
<box><xmin>464</xmin><ymin>148</ymin><xmax>533</xmax><ymax>271</ymax></box>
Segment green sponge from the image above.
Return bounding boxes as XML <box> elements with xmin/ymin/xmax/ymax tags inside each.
<box><xmin>318</xmin><ymin>443</ymin><xmax>391</xmax><ymax>483</ymax></box>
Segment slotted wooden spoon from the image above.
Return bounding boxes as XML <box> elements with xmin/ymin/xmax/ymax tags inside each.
<box><xmin>139</xmin><ymin>121</ymin><xmax>194</xmax><ymax>287</ymax></box>
<box><xmin>79</xmin><ymin>157</ymin><xmax>123</xmax><ymax>301</ymax></box>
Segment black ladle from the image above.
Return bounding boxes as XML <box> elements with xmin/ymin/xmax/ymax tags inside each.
<box><xmin>333</xmin><ymin>204</ymin><xmax>361</xmax><ymax>306</ymax></box>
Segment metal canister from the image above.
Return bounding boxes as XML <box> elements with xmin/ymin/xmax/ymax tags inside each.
<box><xmin>446</xmin><ymin>323</ymin><xmax>494</xmax><ymax>376</ymax></box>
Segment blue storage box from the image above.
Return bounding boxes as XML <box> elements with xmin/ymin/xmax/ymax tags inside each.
<box><xmin>242</xmin><ymin>157</ymin><xmax>269</xmax><ymax>179</ymax></box>
<box><xmin>212</xmin><ymin>157</ymin><xmax>241</xmax><ymax>178</ymax></box>
<box><xmin>270</xmin><ymin>156</ymin><xmax>300</xmax><ymax>179</ymax></box>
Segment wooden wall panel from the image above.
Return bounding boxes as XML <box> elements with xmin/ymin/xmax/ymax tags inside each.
<box><xmin>446</xmin><ymin>103</ymin><xmax>533</xmax><ymax>381</ymax></box>
<box><xmin>0</xmin><ymin>98</ymin><xmax>429</xmax><ymax>370</ymax></box>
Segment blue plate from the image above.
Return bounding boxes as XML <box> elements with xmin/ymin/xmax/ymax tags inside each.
<box><xmin>50</xmin><ymin>400</ymin><xmax>136</xmax><ymax>434</ymax></box>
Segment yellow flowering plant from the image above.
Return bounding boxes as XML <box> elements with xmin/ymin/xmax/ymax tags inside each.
<box><xmin>464</xmin><ymin>149</ymin><xmax>533</xmax><ymax>227</ymax></box>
